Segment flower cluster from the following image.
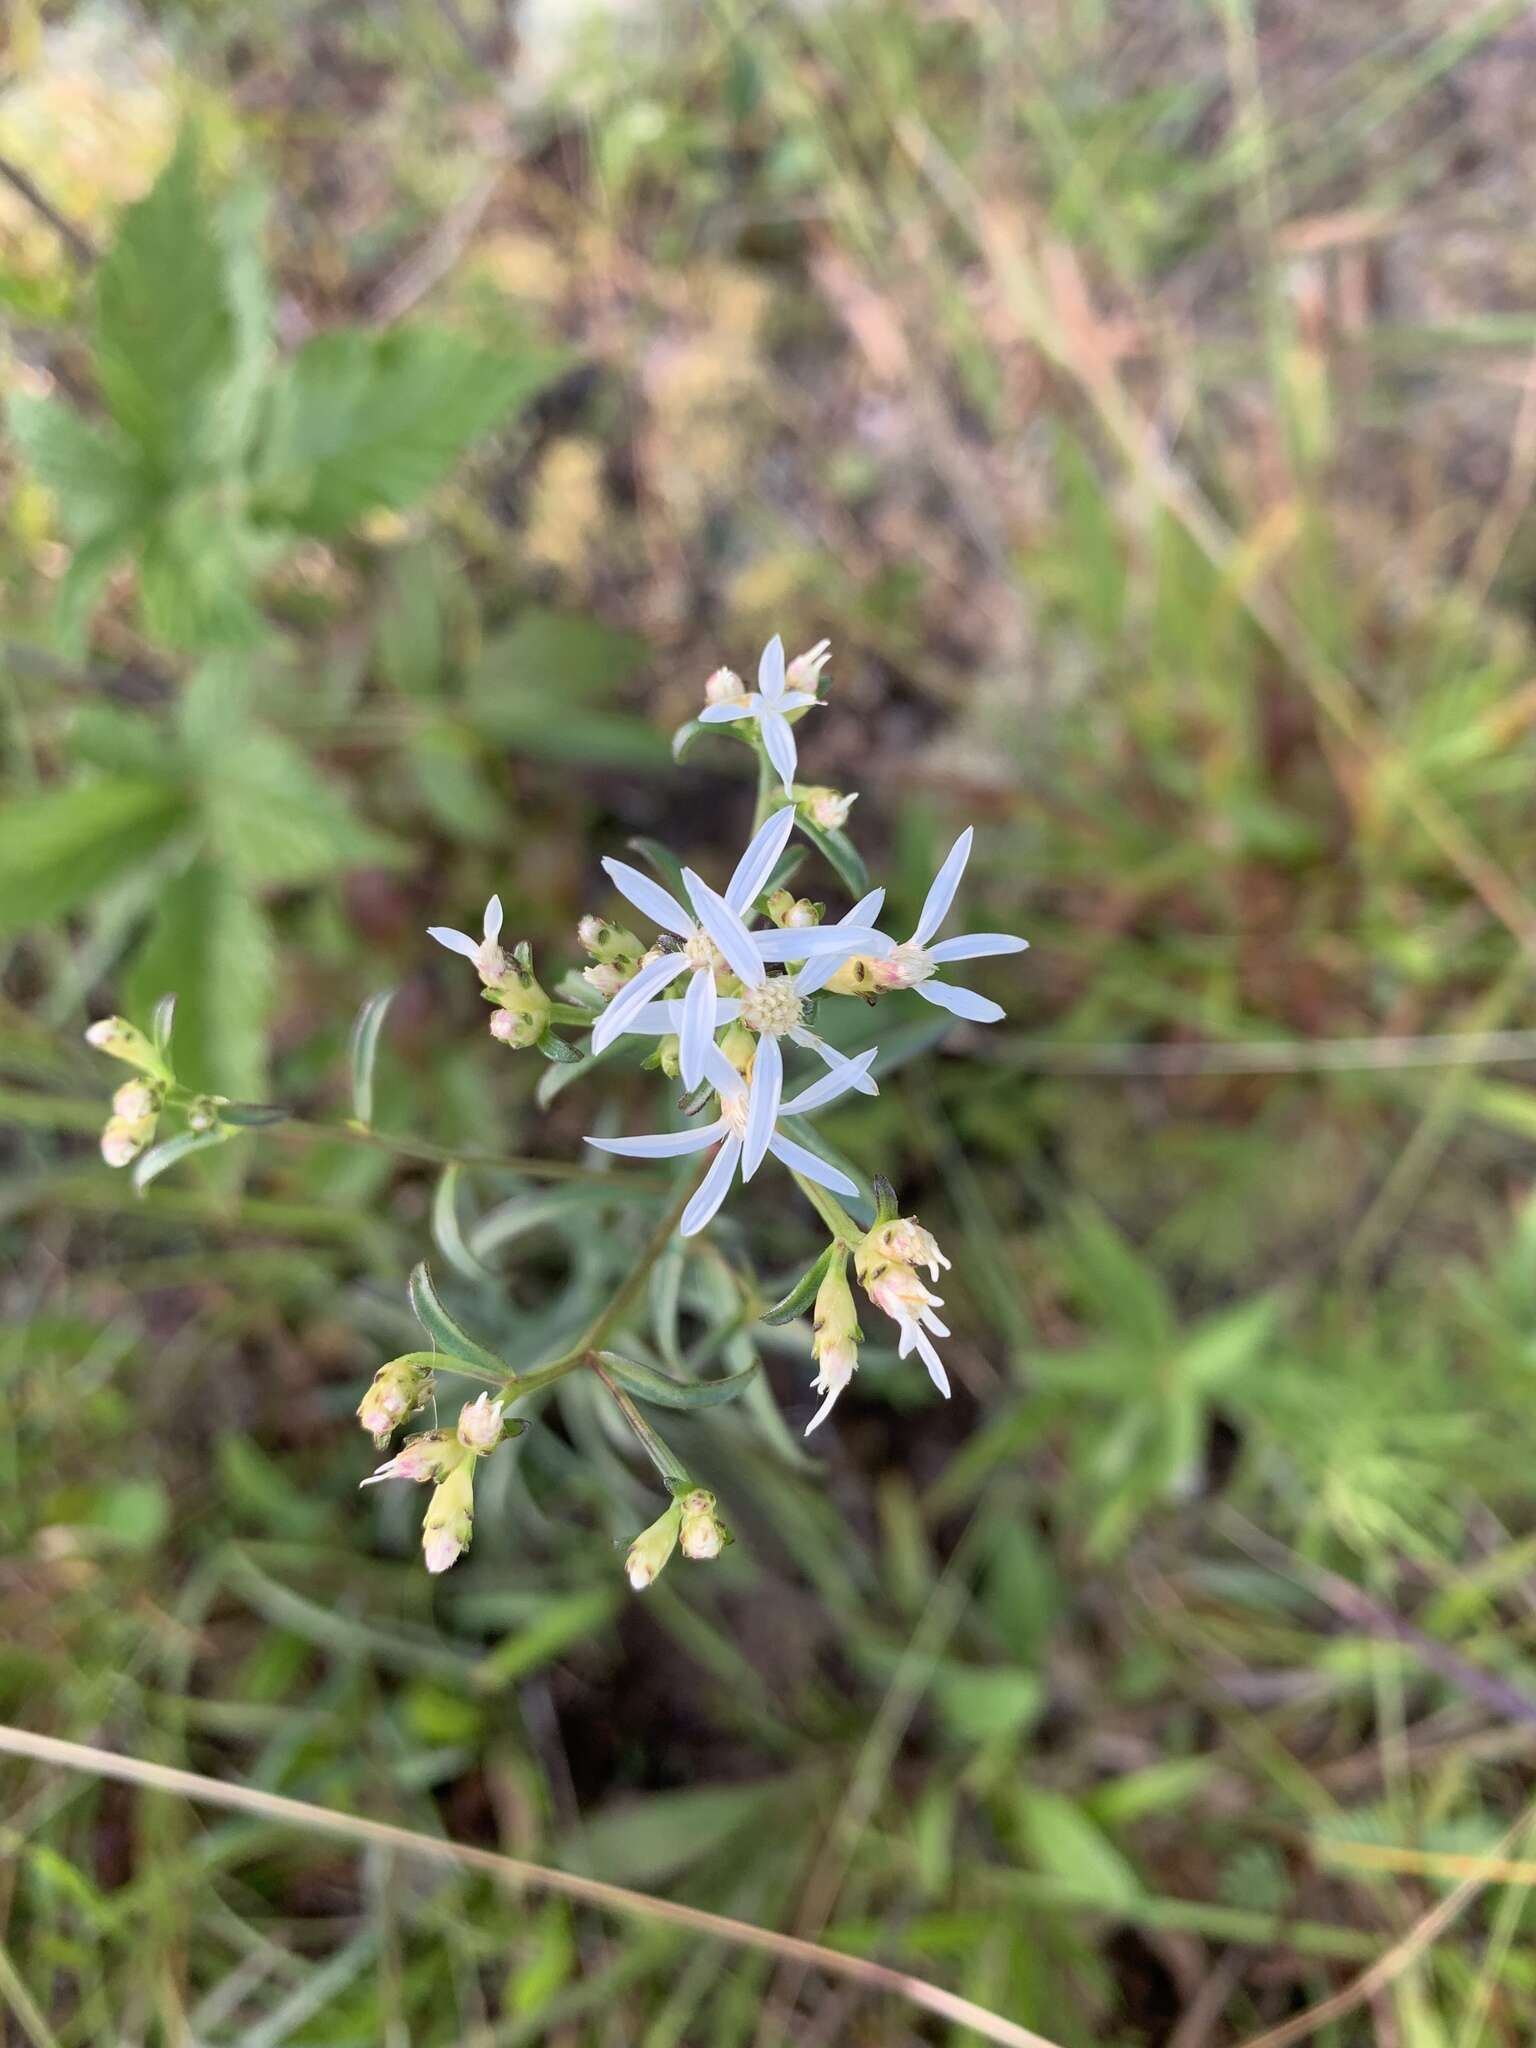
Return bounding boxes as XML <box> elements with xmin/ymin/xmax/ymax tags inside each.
<box><xmin>86</xmin><ymin>630</ymin><xmax>1026</xmax><ymax>1595</ymax></box>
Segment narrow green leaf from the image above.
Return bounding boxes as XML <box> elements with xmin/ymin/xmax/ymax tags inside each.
<box><xmin>407</xmin><ymin>1263</ymin><xmax>511</xmax><ymax>1378</ymax></box>
<box><xmin>536</xmin><ymin>1030</ymin><xmax>583</xmax><ymax>1064</ymax></box>
<box><xmin>133</xmin><ymin>1126</ymin><xmax>233</xmax><ymax>1191</ymax></box>
<box><xmin>759</xmin><ymin>1243</ymin><xmax>835</xmax><ymax>1326</ymax></box>
<box><xmin>670</xmin><ymin>718</ymin><xmax>713</xmax><ymax>762</ymax></box>
<box><xmin>625</xmin><ymin>836</ymin><xmax>688</xmax><ymax>900</ymax></box>
<box><xmin>431</xmin><ymin>1164</ymin><xmax>496</xmax><ymax>1286</ymax></box>
<box><xmin>795</xmin><ymin>815</ymin><xmax>869</xmax><ymax>898</ymax></box>
<box><xmin>594</xmin><ymin>1349</ymin><xmax>759</xmax><ymax>1411</ymax></box>
<box><xmin>472</xmin><ymin>1589</ymin><xmax>620</xmax><ymax>1692</ymax></box>
<box><xmin>348</xmin><ymin>989</ymin><xmax>396</xmax><ymax>1129</ymax></box>
<box><xmin>151</xmin><ymin>994</ymin><xmax>177</xmax><ymax>1055</ymax></box>
<box><xmin>215</xmin><ymin>1102</ymin><xmax>285</xmax><ymax>1128</ymax></box>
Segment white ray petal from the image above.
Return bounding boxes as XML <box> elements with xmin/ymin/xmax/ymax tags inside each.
<box><xmin>760</xmin><ymin>707</ymin><xmax>798</xmax><ymax>793</ymax></box>
<box><xmin>843</xmin><ymin>888</ymin><xmax>886</xmax><ymax>928</ymax></box>
<box><xmin>765</xmin><ymin>1132</ymin><xmax>859</xmax><ymax>1197</ymax></box>
<box><xmin>926</xmin><ymin>932</ymin><xmax>1029</xmax><ymax>963</ymax></box>
<box><xmin>608</xmin><ymin>997</ymin><xmax>741</xmax><ymax>1035</ymax></box>
<box><xmin>897</xmin><ymin>1316</ymin><xmax>951</xmax><ymax>1396</ymax></box>
<box><xmin>757</xmin><ymin>633</ymin><xmax>787</xmax><ymax>701</ymax></box>
<box><xmin>678</xmin><ymin>964</ymin><xmax>717</xmax><ymax>1089</ymax></box>
<box><xmin>590</xmin><ymin>951</ymin><xmax>688</xmax><ymax>1051</ymax></box>
<box><xmin>790</xmin><ymin>1031</ymin><xmax>880</xmax><ymax>1095</ymax></box>
<box><xmin>912</xmin><ymin>827</ymin><xmax>974</xmax><ymax>946</ymax></box>
<box><xmin>681</xmin><ymin>1136</ymin><xmax>742</xmax><ymax>1237</ymax></box>
<box><xmin>585</xmin><ymin>1123</ymin><xmax>724</xmax><ymax>1158</ymax></box>
<box><xmin>599</xmin><ymin>857</ymin><xmax>694</xmax><ymax>939</ymax></box>
<box><xmin>753</xmin><ymin>924</ymin><xmax>887</xmax><ymax>961</ymax></box>
<box><xmin>427</xmin><ymin>926</ymin><xmax>480</xmax><ymax>961</ymax></box>
<box><xmin>776</xmin><ymin>690</ymin><xmax>821</xmax><ymax>714</ymax></box>
<box><xmin>916</xmin><ymin>979</ymin><xmax>1005</xmax><ymax>1024</ymax></box>
<box><xmin>683</xmin><ymin>870</ymin><xmax>765</xmax><ymax>987</ymax></box>
<box><xmin>779</xmin><ymin>1046</ymin><xmax>878</xmax><ymax>1115</ymax></box>
<box><xmin>701</xmin><ymin>1040</ymin><xmax>748</xmax><ymax>1100</ymax></box>
<box><xmin>741</xmin><ymin>1034</ymin><xmax>782</xmax><ymax>1181</ymax></box>
<box><xmin>804</xmin><ymin>1382</ymin><xmax>846</xmax><ymax>1436</ymax></box>
<box><xmin>725</xmin><ymin>805</ymin><xmax>797</xmax><ymax>914</ymax></box>
<box><xmin>483</xmin><ymin>894</ymin><xmax>503</xmax><ymax>942</ymax></box>
<box><xmin>697</xmin><ymin>699</ymin><xmax>760</xmax><ymax>724</ymax></box>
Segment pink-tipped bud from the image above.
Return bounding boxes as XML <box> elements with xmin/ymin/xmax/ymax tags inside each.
<box><xmin>583</xmin><ymin>960</ymin><xmax>635</xmax><ymax>1001</ymax></box>
<box><xmin>456</xmin><ymin>1391</ymin><xmax>506</xmax><ymax>1454</ymax></box>
<box><xmin>361</xmin><ymin>1432</ymin><xmax>464</xmax><ymax>1486</ymax></box>
<box><xmin>112</xmin><ymin>1079</ymin><xmax>160</xmax><ymax>1122</ymax></box>
<box><xmin>796</xmin><ymin>785</ymin><xmax>857</xmax><ymax>832</ymax></box>
<box><xmin>357</xmin><ymin>1356</ymin><xmax>434</xmax><ymax>1446</ymax></box>
<box><xmin>421</xmin><ymin>1458</ymin><xmax>476</xmax><ymax>1573</ymax></box>
<box><xmin>100</xmin><ymin>1114</ymin><xmax>154</xmax><ymax>1169</ymax></box>
<box><xmin>785</xmin><ymin>639</ymin><xmax>832</xmax><ymax>694</ymax></box>
<box><xmin>864</xmin><ymin>1216</ymin><xmax>950</xmax><ymax>1281</ymax></box>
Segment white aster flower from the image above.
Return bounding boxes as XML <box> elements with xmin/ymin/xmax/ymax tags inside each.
<box><xmin>862</xmin><ymin>828</ymin><xmax>1028</xmax><ymax>1023</ymax></box>
<box><xmin>610</xmin><ymin>884</ymin><xmax>888</xmax><ymax>1096</ymax></box>
<box><xmin>589</xmin><ymin>809</ymin><xmax>879</xmax><ymax>1088</ymax></box>
<box><xmin>585</xmin><ymin>1042</ymin><xmax>875</xmax><ymax>1238</ymax></box>
<box><xmin>696</xmin><ymin>634</ymin><xmax>824</xmax><ymax>792</ymax></box>
<box><xmin>426</xmin><ymin>894</ymin><xmax>508</xmax><ymax>986</ymax></box>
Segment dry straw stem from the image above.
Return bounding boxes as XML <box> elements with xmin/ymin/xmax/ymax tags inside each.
<box><xmin>0</xmin><ymin>1724</ymin><xmax>1061</xmax><ymax>2048</ymax></box>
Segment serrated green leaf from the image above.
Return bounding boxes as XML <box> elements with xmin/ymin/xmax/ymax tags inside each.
<box><xmin>70</xmin><ymin>704</ymin><xmax>175</xmax><ymax>780</ymax></box>
<box><xmin>594</xmin><ymin>1349</ymin><xmax>759</xmax><ymax>1411</ymax></box>
<box><xmin>137</xmin><ymin>500</ymin><xmax>273</xmax><ymax>651</ymax></box>
<box><xmin>255</xmin><ymin>327</ymin><xmax>563</xmax><ymax>536</ymax></box>
<box><xmin>95</xmin><ymin>133</ymin><xmax>237</xmax><ymax>471</ymax></box>
<box><xmin>196</xmin><ymin>728</ymin><xmax>399</xmax><ymax>884</ymax></box>
<box><xmin>133</xmin><ymin>1126</ymin><xmax>234</xmax><ymax>1191</ymax></box>
<box><xmin>6</xmin><ymin>394</ymin><xmax>152</xmax><ymax>543</ymax></box>
<box><xmin>795</xmin><ymin>815</ymin><xmax>869</xmax><ymax>897</ymax></box>
<box><xmin>407</xmin><ymin>1263</ymin><xmax>510</xmax><ymax>1378</ymax></box>
<box><xmin>349</xmin><ymin>989</ymin><xmax>396</xmax><ymax>1129</ymax></box>
<box><xmin>0</xmin><ymin>778</ymin><xmax>188</xmax><ymax>939</ymax></box>
<box><xmin>124</xmin><ymin>862</ymin><xmax>274</xmax><ymax>1101</ymax></box>
<box><xmin>760</xmin><ymin>1243</ymin><xmax>836</xmax><ymax>1325</ymax></box>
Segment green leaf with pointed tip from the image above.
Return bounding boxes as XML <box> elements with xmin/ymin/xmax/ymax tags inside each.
<box><xmin>217</xmin><ymin>1102</ymin><xmax>287</xmax><ymax>1127</ymax></box>
<box><xmin>536</xmin><ymin>1030</ymin><xmax>584</xmax><ymax>1064</ymax></box>
<box><xmin>0</xmin><ymin>778</ymin><xmax>189</xmax><ymax>939</ymax></box>
<box><xmin>759</xmin><ymin>1244</ymin><xmax>836</xmax><ymax>1326</ymax></box>
<box><xmin>795</xmin><ymin>815</ymin><xmax>869</xmax><ymax>898</ymax></box>
<box><xmin>348</xmin><ymin>989</ymin><xmax>395</xmax><ymax>1129</ymax></box>
<box><xmin>133</xmin><ymin>1126</ymin><xmax>234</xmax><ymax>1191</ymax></box>
<box><xmin>407</xmin><ymin>1263</ymin><xmax>511</xmax><ymax>1378</ymax></box>
<box><xmin>595</xmin><ymin>1350</ymin><xmax>759</xmax><ymax>1411</ymax></box>
<box><xmin>625</xmin><ymin>836</ymin><xmax>689</xmax><ymax>902</ymax></box>
<box><xmin>124</xmin><ymin>862</ymin><xmax>273</xmax><ymax>1102</ymax></box>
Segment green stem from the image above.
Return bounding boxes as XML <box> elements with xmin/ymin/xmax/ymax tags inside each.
<box><xmin>501</xmin><ymin>1167</ymin><xmax>705</xmax><ymax>1402</ymax></box>
<box><xmin>751</xmin><ymin>741</ymin><xmax>777</xmax><ymax>832</ymax></box>
<box><xmin>590</xmin><ymin>1357</ymin><xmax>693</xmax><ymax>1489</ymax></box>
<box><xmin>790</xmin><ymin>1169</ymin><xmax>863</xmax><ymax>1246</ymax></box>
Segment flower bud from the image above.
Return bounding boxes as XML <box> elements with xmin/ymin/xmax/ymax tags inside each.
<box><xmin>456</xmin><ymin>1390</ymin><xmax>506</xmax><ymax>1454</ymax></box>
<box><xmin>489</xmin><ymin>970</ymin><xmax>551</xmax><ymax>1048</ymax></box>
<box><xmin>357</xmin><ymin>1355</ymin><xmax>434</xmax><ymax>1445</ymax></box>
<box><xmin>704</xmin><ymin>666</ymin><xmax>747</xmax><ymax>707</ymax></box>
<box><xmin>422</xmin><ymin>1457</ymin><xmax>477</xmax><ymax>1573</ymax></box>
<box><xmin>767</xmin><ymin>890</ymin><xmax>824</xmax><ymax>930</ymax></box>
<box><xmin>625</xmin><ymin>1501</ymin><xmax>682</xmax><ymax>1590</ymax></box>
<box><xmin>112</xmin><ymin>1079</ymin><xmax>160</xmax><ymax>1122</ymax></box>
<box><xmin>361</xmin><ymin>1431</ymin><xmax>464</xmax><ymax>1486</ymax></box>
<box><xmin>820</xmin><ymin>955</ymin><xmax>880</xmax><ymax>1000</ymax></box>
<box><xmin>583</xmin><ymin>959</ymin><xmax>636</xmax><ymax>1001</ymax></box>
<box><xmin>656</xmin><ymin>1033</ymin><xmax>682</xmax><ymax>1080</ymax></box>
<box><xmin>719</xmin><ymin>1022</ymin><xmax>756</xmax><ymax>1079</ymax></box>
<box><xmin>100</xmin><ymin>1113</ymin><xmax>155</xmax><ymax>1169</ymax></box>
<box><xmin>578</xmin><ymin>916</ymin><xmax>642</xmax><ymax>965</ymax></box>
<box><xmin>862</xmin><ymin>1216</ymin><xmax>951</xmax><ymax>1282</ymax></box>
<box><xmin>85</xmin><ymin>1016</ymin><xmax>168</xmax><ymax>1080</ymax></box>
<box><xmin>807</xmin><ymin>1251</ymin><xmax>861</xmax><ymax>1434</ymax></box>
<box><xmin>678</xmin><ymin>1488</ymin><xmax>730</xmax><ymax>1560</ymax></box>
<box><xmin>785</xmin><ymin>638</ymin><xmax>832</xmax><ymax>694</ymax></box>
<box><xmin>795</xmin><ymin>785</ymin><xmax>857</xmax><ymax>832</ymax></box>
<box><xmin>185</xmin><ymin>1096</ymin><xmax>222</xmax><ymax>1134</ymax></box>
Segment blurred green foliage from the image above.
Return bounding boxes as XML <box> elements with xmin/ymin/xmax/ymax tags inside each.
<box><xmin>6</xmin><ymin>1</ymin><xmax>1536</xmax><ymax>2042</ymax></box>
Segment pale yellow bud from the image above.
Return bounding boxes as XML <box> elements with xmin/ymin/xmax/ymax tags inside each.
<box><xmin>704</xmin><ymin>666</ymin><xmax>747</xmax><ymax>706</ymax></box>
<box><xmin>456</xmin><ymin>1391</ymin><xmax>505</xmax><ymax>1454</ymax></box>
<box><xmin>578</xmin><ymin>916</ymin><xmax>642</xmax><ymax>964</ymax></box>
<box><xmin>625</xmin><ymin>1502</ymin><xmax>682</xmax><ymax>1590</ymax></box>
<box><xmin>112</xmin><ymin>1079</ymin><xmax>160</xmax><ymax>1122</ymax></box>
<box><xmin>422</xmin><ymin>1458</ymin><xmax>477</xmax><ymax>1573</ymax></box>
<box><xmin>85</xmin><ymin>1016</ymin><xmax>169</xmax><ymax>1080</ymax></box>
<box><xmin>100</xmin><ymin>1114</ymin><xmax>154</xmax><ymax>1169</ymax></box>
<box><xmin>357</xmin><ymin>1356</ymin><xmax>434</xmax><ymax>1445</ymax></box>
<box><xmin>678</xmin><ymin>1488</ymin><xmax>730</xmax><ymax>1560</ymax></box>
<box><xmin>796</xmin><ymin>785</ymin><xmax>857</xmax><ymax>833</ymax></box>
